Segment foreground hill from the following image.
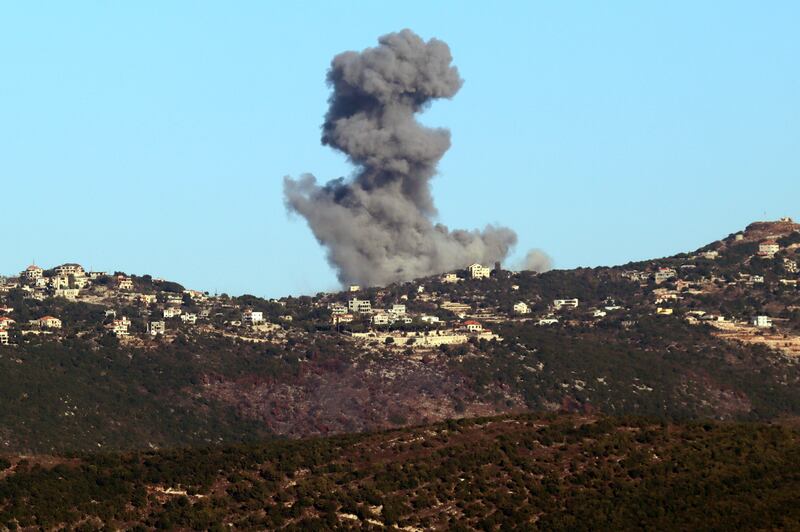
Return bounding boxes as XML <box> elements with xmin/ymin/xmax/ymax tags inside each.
<box><xmin>0</xmin><ymin>219</ymin><xmax>799</xmax><ymax>453</ymax></box>
<box><xmin>1</xmin><ymin>413</ymin><xmax>798</xmax><ymax>530</ymax></box>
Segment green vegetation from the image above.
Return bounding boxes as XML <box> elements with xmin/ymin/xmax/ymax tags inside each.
<box><xmin>0</xmin><ymin>413</ymin><xmax>798</xmax><ymax>530</ymax></box>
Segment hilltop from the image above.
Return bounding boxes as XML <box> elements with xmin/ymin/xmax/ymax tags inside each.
<box><xmin>0</xmin><ymin>219</ymin><xmax>799</xmax><ymax>453</ymax></box>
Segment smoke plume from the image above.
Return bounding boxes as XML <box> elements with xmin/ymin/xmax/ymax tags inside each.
<box><xmin>284</xmin><ymin>29</ymin><xmax>518</xmax><ymax>286</ymax></box>
<box><xmin>518</xmin><ymin>249</ymin><xmax>553</xmax><ymax>273</ymax></box>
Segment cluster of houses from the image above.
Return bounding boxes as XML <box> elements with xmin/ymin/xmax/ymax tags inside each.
<box><xmin>1</xmin><ymin>236</ymin><xmax>797</xmax><ymax>351</ymax></box>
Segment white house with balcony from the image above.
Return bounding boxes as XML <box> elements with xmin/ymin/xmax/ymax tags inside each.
<box><xmin>242</xmin><ymin>309</ymin><xmax>264</xmax><ymax>325</ymax></box>
<box><xmin>348</xmin><ymin>298</ymin><xmax>372</xmax><ymax>313</ymax></box>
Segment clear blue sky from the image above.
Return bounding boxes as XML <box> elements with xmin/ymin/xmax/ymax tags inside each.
<box><xmin>1</xmin><ymin>2</ymin><xmax>798</xmax><ymax>297</ymax></box>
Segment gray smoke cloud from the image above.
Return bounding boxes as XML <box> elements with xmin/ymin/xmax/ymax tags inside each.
<box><xmin>517</xmin><ymin>249</ymin><xmax>553</xmax><ymax>273</ymax></box>
<box><xmin>284</xmin><ymin>29</ymin><xmax>518</xmax><ymax>286</ymax></box>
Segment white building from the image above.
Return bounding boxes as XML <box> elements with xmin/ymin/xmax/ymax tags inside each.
<box><xmin>37</xmin><ymin>316</ymin><xmax>62</xmax><ymax>329</ymax></box>
<box><xmin>138</xmin><ymin>294</ymin><xmax>158</xmax><ymax>305</ymax></box>
<box><xmin>50</xmin><ymin>276</ymin><xmax>70</xmax><ymax>289</ymax></box>
<box><xmin>165</xmin><ymin>294</ymin><xmax>184</xmax><ymax>307</ymax></box>
<box><xmin>54</xmin><ymin>263</ymin><xmax>85</xmax><ymax>277</ymax></box>
<box><xmin>553</xmin><ymin>298</ymin><xmax>579</xmax><ymax>310</ymax></box>
<box><xmin>348</xmin><ymin>285</ymin><xmax>361</xmax><ymax>292</ymax></box>
<box><xmin>21</xmin><ymin>265</ymin><xmax>43</xmax><ymax>282</ymax></box>
<box><xmin>371</xmin><ymin>313</ymin><xmax>390</xmax><ymax>326</ymax></box>
<box><xmin>758</xmin><ymin>240</ymin><xmax>780</xmax><ymax>257</ymax></box>
<box><xmin>242</xmin><ymin>309</ymin><xmax>264</xmax><ymax>325</ymax></box>
<box><xmin>348</xmin><ymin>298</ymin><xmax>372</xmax><ymax>313</ymax></box>
<box><xmin>332</xmin><ymin>313</ymin><xmax>354</xmax><ymax>325</ymax></box>
<box><xmin>752</xmin><ymin>315</ymin><xmax>773</xmax><ymax>328</ymax></box>
<box><xmin>329</xmin><ymin>303</ymin><xmax>347</xmax><ymax>315</ymax></box>
<box><xmin>420</xmin><ymin>315</ymin><xmax>440</xmax><ymax>324</ymax></box>
<box><xmin>117</xmin><ymin>276</ymin><xmax>134</xmax><ymax>290</ymax></box>
<box><xmin>107</xmin><ymin>318</ymin><xmax>129</xmax><ymax>337</ymax></box>
<box><xmin>464</xmin><ymin>320</ymin><xmax>483</xmax><ymax>333</ymax></box>
<box><xmin>183</xmin><ymin>289</ymin><xmax>208</xmax><ymax>302</ymax></box>
<box><xmin>389</xmin><ymin>304</ymin><xmax>406</xmax><ymax>316</ymax></box>
<box><xmin>148</xmin><ymin>321</ymin><xmax>166</xmax><ymax>336</ymax></box>
<box><xmin>537</xmin><ymin>317</ymin><xmax>559</xmax><ymax>325</ymax></box>
<box><xmin>442</xmin><ymin>273</ymin><xmax>459</xmax><ymax>283</ymax></box>
<box><xmin>54</xmin><ymin>288</ymin><xmax>80</xmax><ymax>300</ymax></box>
<box><xmin>163</xmin><ymin>307</ymin><xmax>183</xmax><ymax>319</ymax></box>
<box><xmin>468</xmin><ymin>263</ymin><xmax>491</xmax><ymax>279</ymax></box>
<box><xmin>513</xmin><ymin>302</ymin><xmax>530</xmax><ymax>314</ymax></box>
<box><xmin>180</xmin><ymin>313</ymin><xmax>197</xmax><ymax>324</ymax></box>
<box><xmin>0</xmin><ymin>330</ymin><xmax>8</xmax><ymax>346</ymax></box>
<box><xmin>654</xmin><ymin>268</ymin><xmax>677</xmax><ymax>284</ymax></box>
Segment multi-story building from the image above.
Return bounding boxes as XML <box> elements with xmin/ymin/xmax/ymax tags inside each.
<box><xmin>54</xmin><ymin>288</ymin><xmax>80</xmax><ymax>300</ymax></box>
<box><xmin>148</xmin><ymin>321</ymin><xmax>166</xmax><ymax>336</ymax></box>
<box><xmin>37</xmin><ymin>316</ymin><xmax>62</xmax><ymax>329</ymax></box>
<box><xmin>329</xmin><ymin>303</ymin><xmax>347</xmax><ymax>315</ymax></box>
<box><xmin>331</xmin><ymin>313</ymin><xmax>354</xmax><ymax>325</ymax></box>
<box><xmin>758</xmin><ymin>240</ymin><xmax>780</xmax><ymax>257</ymax></box>
<box><xmin>54</xmin><ymin>263</ymin><xmax>86</xmax><ymax>277</ymax></box>
<box><xmin>513</xmin><ymin>302</ymin><xmax>530</xmax><ymax>314</ymax></box>
<box><xmin>49</xmin><ymin>276</ymin><xmax>70</xmax><ymax>289</ymax></box>
<box><xmin>242</xmin><ymin>309</ymin><xmax>264</xmax><ymax>325</ymax></box>
<box><xmin>21</xmin><ymin>265</ymin><xmax>43</xmax><ymax>282</ymax></box>
<box><xmin>468</xmin><ymin>263</ymin><xmax>491</xmax><ymax>279</ymax></box>
<box><xmin>0</xmin><ymin>330</ymin><xmax>8</xmax><ymax>346</ymax></box>
<box><xmin>137</xmin><ymin>294</ymin><xmax>158</xmax><ymax>305</ymax></box>
<box><xmin>441</xmin><ymin>273</ymin><xmax>459</xmax><ymax>283</ymax></box>
<box><xmin>107</xmin><ymin>318</ymin><xmax>130</xmax><ymax>337</ymax></box>
<box><xmin>348</xmin><ymin>298</ymin><xmax>372</xmax><ymax>313</ymax></box>
<box><xmin>753</xmin><ymin>315</ymin><xmax>773</xmax><ymax>328</ymax></box>
<box><xmin>165</xmin><ymin>294</ymin><xmax>184</xmax><ymax>307</ymax></box>
<box><xmin>654</xmin><ymin>268</ymin><xmax>677</xmax><ymax>284</ymax></box>
<box><xmin>180</xmin><ymin>313</ymin><xmax>197</xmax><ymax>324</ymax></box>
<box><xmin>163</xmin><ymin>307</ymin><xmax>183</xmax><ymax>319</ymax></box>
<box><xmin>117</xmin><ymin>276</ymin><xmax>134</xmax><ymax>290</ymax></box>
<box><xmin>371</xmin><ymin>313</ymin><xmax>390</xmax><ymax>325</ymax></box>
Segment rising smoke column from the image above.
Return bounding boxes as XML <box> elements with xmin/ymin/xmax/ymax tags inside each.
<box><xmin>284</xmin><ymin>29</ymin><xmax>517</xmax><ymax>286</ymax></box>
<box><xmin>518</xmin><ymin>249</ymin><xmax>553</xmax><ymax>273</ymax></box>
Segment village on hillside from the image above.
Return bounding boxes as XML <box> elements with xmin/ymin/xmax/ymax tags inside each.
<box><xmin>1</xmin><ymin>218</ymin><xmax>799</xmax><ymax>357</ymax></box>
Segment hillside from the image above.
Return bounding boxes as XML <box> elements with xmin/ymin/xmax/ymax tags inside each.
<box><xmin>1</xmin><ymin>413</ymin><xmax>798</xmax><ymax>530</ymax></box>
<box><xmin>0</xmin><ymin>219</ymin><xmax>799</xmax><ymax>453</ymax></box>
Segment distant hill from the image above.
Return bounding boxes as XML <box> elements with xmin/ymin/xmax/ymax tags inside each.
<box><xmin>0</xmin><ymin>219</ymin><xmax>799</xmax><ymax>453</ymax></box>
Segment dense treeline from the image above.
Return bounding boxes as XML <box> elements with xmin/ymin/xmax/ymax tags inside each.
<box><xmin>0</xmin><ymin>413</ymin><xmax>798</xmax><ymax>530</ymax></box>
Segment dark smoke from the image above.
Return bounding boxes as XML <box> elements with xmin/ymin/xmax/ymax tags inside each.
<box><xmin>284</xmin><ymin>29</ymin><xmax>518</xmax><ymax>286</ymax></box>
